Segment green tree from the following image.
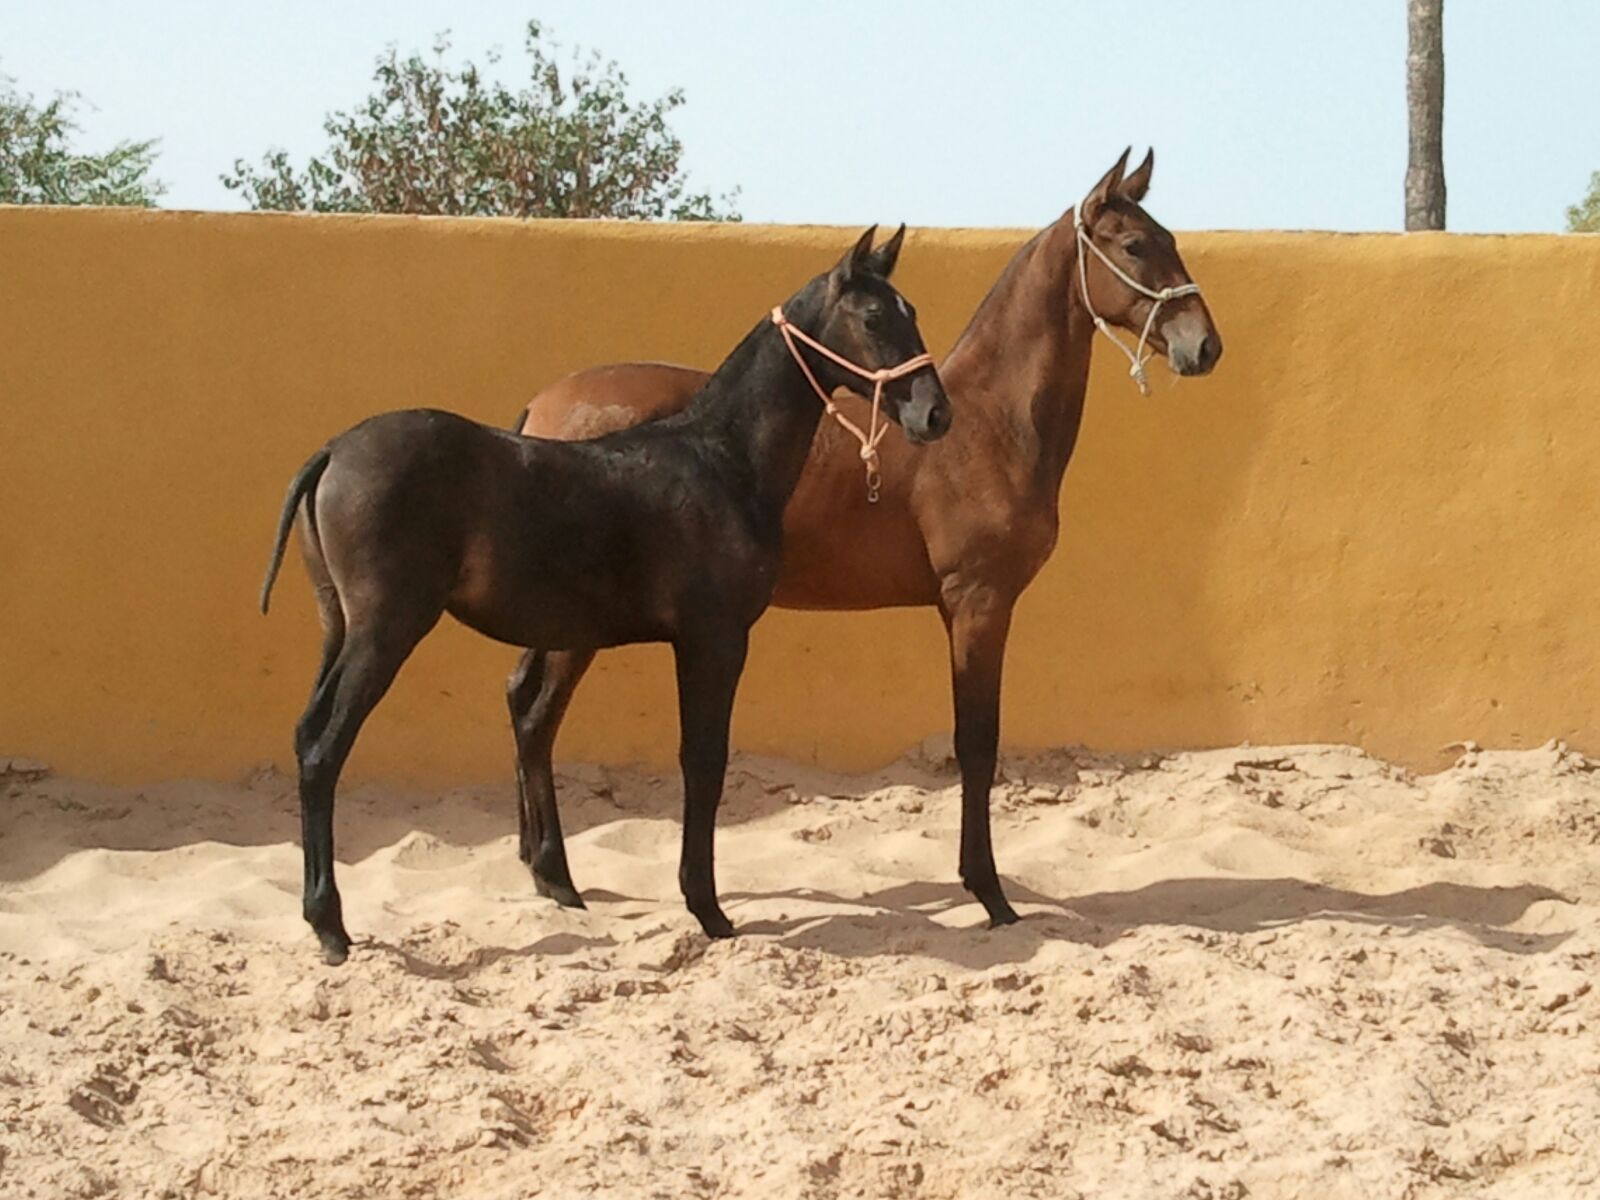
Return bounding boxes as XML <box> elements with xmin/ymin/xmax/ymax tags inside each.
<box><xmin>0</xmin><ymin>79</ymin><xmax>163</xmax><ymax>206</ymax></box>
<box><xmin>224</xmin><ymin>23</ymin><xmax>737</xmax><ymax>220</ymax></box>
<box><xmin>1567</xmin><ymin>172</ymin><xmax>1600</xmax><ymax>232</ymax></box>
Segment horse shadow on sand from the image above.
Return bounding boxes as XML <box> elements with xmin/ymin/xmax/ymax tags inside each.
<box><xmin>719</xmin><ymin>875</ymin><xmax>1576</xmax><ymax>969</ymax></box>
<box><xmin>360</xmin><ymin>873</ymin><xmax>1574</xmax><ymax>983</ymax></box>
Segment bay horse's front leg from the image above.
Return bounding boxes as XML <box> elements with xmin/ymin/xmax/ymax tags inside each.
<box><xmin>507</xmin><ymin>647</ymin><xmax>596</xmax><ymax>909</ymax></box>
<box><xmin>672</xmin><ymin>627</ymin><xmax>750</xmax><ymax>938</ymax></box>
<box><xmin>941</xmin><ymin>587</ymin><xmax>1022</xmax><ymax>927</ymax></box>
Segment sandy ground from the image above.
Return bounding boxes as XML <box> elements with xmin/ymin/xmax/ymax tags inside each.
<box><xmin>1</xmin><ymin>740</ymin><xmax>1597</xmax><ymax>1199</ymax></box>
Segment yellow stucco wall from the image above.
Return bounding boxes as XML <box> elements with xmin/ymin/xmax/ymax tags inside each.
<box><xmin>3</xmin><ymin>208</ymin><xmax>1598</xmax><ymax>784</ymax></box>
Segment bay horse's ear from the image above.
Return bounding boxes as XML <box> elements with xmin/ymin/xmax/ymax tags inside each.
<box><xmin>833</xmin><ymin>225</ymin><xmax>879</xmax><ymax>286</ymax></box>
<box><xmin>864</xmin><ymin>223</ymin><xmax>906</xmax><ymax>278</ymax></box>
<box><xmin>1080</xmin><ymin>146</ymin><xmax>1132</xmax><ymax>225</ymax></box>
<box><xmin>1120</xmin><ymin>148</ymin><xmax>1154</xmax><ymax>203</ymax></box>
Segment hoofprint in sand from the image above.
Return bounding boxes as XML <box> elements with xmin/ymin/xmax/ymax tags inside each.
<box><xmin>1</xmin><ymin>742</ymin><xmax>1596</xmax><ymax>1199</ymax></box>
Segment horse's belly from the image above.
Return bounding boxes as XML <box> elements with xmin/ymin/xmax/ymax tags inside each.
<box><xmin>449</xmin><ymin>587</ymin><xmax>671</xmax><ymax>651</ymax></box>
<box><xmin>446</xmin><ymin>527</ymin><xmax>675</xmax><ymax>649</ymax></box>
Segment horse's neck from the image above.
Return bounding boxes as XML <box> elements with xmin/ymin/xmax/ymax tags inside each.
<box><xmin>941</xmin><ymin>215</ymin><xmax>1096</xmax><ymax>494</ymax></box>
<box><xmin>691</xmin><ymin>320</ymin><xmax>826</xmax><ymax>517</ymax></box>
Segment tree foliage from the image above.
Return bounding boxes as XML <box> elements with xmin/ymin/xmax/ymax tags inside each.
<box><xmin>0</xmin><ymin>79</ymin><xmax>163</xmax><ymax>206</ymax></box>
<box><xmin>223</xmin><ymin>23</ymin><xmax>737</xmax><ymax>220</ymax></box>
<box><xmin>1567</xmin><ymin>172</ymin><xmax>1600</xmax><ymax>233</ymax></box>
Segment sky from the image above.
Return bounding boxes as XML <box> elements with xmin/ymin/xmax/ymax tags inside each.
<box><xmin>2</xmin><ymin>0</ymin><xmax>1596</xmax><ymax>233</ymax></box>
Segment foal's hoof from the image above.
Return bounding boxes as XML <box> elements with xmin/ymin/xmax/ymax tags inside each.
<box><xmin>534</xmin><ymin>874</ymin><xmax>587</xmax><ymax>910</ymax></box>
<box><xmin>973</xmin><ymin>890</ymin><xmax>1021</xmax><ymax>928</ymax></box>
<box><xmin>987</xmin><ymin>905</ymin><xmax>1023</xmax><ymax>930</ymax></box>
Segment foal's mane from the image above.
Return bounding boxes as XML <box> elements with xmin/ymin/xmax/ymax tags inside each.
<box><xmin>648</xmin><ymin>273</ymin><xmax>831</xmax><ymax>430</ymax></box>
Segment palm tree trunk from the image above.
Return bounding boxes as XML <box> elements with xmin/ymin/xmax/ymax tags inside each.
<box><xmin>1405</xmin><ymin>0</ymin><xmax>1446</xmax><ymax>230</ymax></box>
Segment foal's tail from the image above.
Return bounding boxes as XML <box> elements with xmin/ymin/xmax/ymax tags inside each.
<box><xmin>259</xmin><ymin>446</ymin><xmax>332</xmax><ymax>615</ymax></box>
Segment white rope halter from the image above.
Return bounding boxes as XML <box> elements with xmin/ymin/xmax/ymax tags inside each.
<box><xmin>1073</xmin><ymin>197</ymin><xmax>1202</xmax><ymax>396</ymax></box>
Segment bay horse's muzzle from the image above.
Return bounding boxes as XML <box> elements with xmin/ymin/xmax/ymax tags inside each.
<box><xmin>1165</xmin><ymin>317</ymin><xmax>1224</xmax><ymax>376</ymax></box>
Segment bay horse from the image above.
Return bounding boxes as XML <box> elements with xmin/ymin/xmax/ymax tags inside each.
<box><xmin>260</xmin><ymin>228</ymin><xmax>951</xmax><ymax>964</ymax></box>
<box><xmin>511</xmin><ymin>149</ymin><xmax>1223</xmax><ymax>928</ymax></box>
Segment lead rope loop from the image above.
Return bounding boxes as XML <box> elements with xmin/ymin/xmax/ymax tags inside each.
<box><xmin>770</xmin><ymin>306</ymin><xmax>934</xmax><ymax>503</ymax></box>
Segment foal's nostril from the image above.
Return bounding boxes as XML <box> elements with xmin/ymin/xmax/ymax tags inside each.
<box><xmin>926</xmin><ymin>403</ymin><xmax>952</xmax><ymax>438</ymax></box>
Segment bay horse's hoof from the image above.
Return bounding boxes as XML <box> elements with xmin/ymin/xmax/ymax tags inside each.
<box><xmin>534</xmin><ymin>874</ymin><xmax>587</xmax><ymax>910</ymax></box>
<box><xmin>692</xmin><ymin>908</ymin><xmax>736</xmax><ymax>939</ymax></box>
<box><xmin>318</xmin><ymin>930</ymin><xmax>352</xmax><ymax>966</ymax></box>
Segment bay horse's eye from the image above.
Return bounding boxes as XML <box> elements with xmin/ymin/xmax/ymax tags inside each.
<box><xmin>1122</xmin><ymin>237</ymin><xmax>1147</xmax><ymax>259</ymax></box>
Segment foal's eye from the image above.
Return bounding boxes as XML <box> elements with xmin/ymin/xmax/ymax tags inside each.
<box><xmin>863</xmin><ymin>309</ymin><xmax>886</xmax><ymax>333</ymax></box>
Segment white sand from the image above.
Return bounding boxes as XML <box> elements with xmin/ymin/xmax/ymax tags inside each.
<box><xmin>1</xmin><ymin>741</ymin><xmax>1596</xmax><ymax>1199</ymax></box>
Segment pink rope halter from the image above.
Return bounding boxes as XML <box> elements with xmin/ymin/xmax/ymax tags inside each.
<box><xmin>770</xmin><ymin>306</ymin><xmax>935</xmax><ymax>503</ymax></box>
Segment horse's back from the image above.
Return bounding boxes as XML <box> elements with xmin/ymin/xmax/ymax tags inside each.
<box><xmin>520</xmin><ymin>362</ymin><xmax>710</xmax><ymax>440</ymax></box>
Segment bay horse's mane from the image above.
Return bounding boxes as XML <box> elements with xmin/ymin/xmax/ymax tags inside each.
<box><xmin>944</xmin><ymin>217</ymin><xmax>1063</xmax><ymax>358</ymax></box>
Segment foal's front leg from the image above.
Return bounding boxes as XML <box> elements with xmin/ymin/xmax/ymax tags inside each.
<box><xmin>672</xmin><ymin>628</ymin><xmax>750</xmax><ymax>938</ymax></box>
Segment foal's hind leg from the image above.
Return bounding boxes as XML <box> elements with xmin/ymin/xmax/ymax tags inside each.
<box><xmin>310</xmin><ymin>587</ymin><xmax>346</xmax><ymax>695</ymax></box>
<box><xmin>297</xmin><ymin>620</ymin><xmax>436</xmax><ymax>964</ymax></box>
<box><xmin>298</xmin><ymin>518</ymin><xmax>347</xmax><ymax>695</ymax></box>
<box><xmin>673</xmin><ymin>628</ymin><xmax>749</xmax><ymax>939</ymax></box>
<box><xmin>507</xmin><ymin>647</ymin><xmax>595</xmax><ymax>908</ymax></box>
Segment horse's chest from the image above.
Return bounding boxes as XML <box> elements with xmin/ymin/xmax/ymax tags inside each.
<box><xmin>677</xmin><ymin>531</ymin><xmax>780</xmax><ymax>624</ymax></box>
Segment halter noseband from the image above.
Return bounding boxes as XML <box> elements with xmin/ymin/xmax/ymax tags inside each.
<box><xmin>1073</xmin><ymin>198</ymin><xmax>1202</xmax><ymax>396</ymax></box>
<box><xmin>771</xmin><ymin>306</ymin><xmax>935</xmax><ymax>503</ymax></box>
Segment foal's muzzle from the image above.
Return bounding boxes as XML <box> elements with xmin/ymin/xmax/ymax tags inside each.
<box><xmin>898</xmin><ymin>372</ymin><xmax>953</xmax><ymax>445</ymax></box>
<box><xmin>770</xmin><ymin>305</ymin><xmax>946</xmax><ymax>500</ymax></box>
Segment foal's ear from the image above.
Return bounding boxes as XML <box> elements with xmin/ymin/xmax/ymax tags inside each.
<box><xmin>1080</xmin><ymin>146</ymin><xmax>1132</xmax><ymax>225</ymax></box>
<box><xmin>1119</xmin><ymin>147</ymin><xmax>1154</xmax><ymax>204</ymax></box>
<box><xmin>832</xmin><ymin>225</ymin><xmax>879</xmax><ymax>286</ymax></box>
<box><xmin>864</xmin><ymin>223</ymin><xmax>906</xmax><ymax>278</ymax></box>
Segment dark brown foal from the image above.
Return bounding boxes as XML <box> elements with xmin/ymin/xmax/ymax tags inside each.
<box><xmin>261</xmin><ymin>229</ymin><xmax>951</xmax><ymax>963</ymax></box>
